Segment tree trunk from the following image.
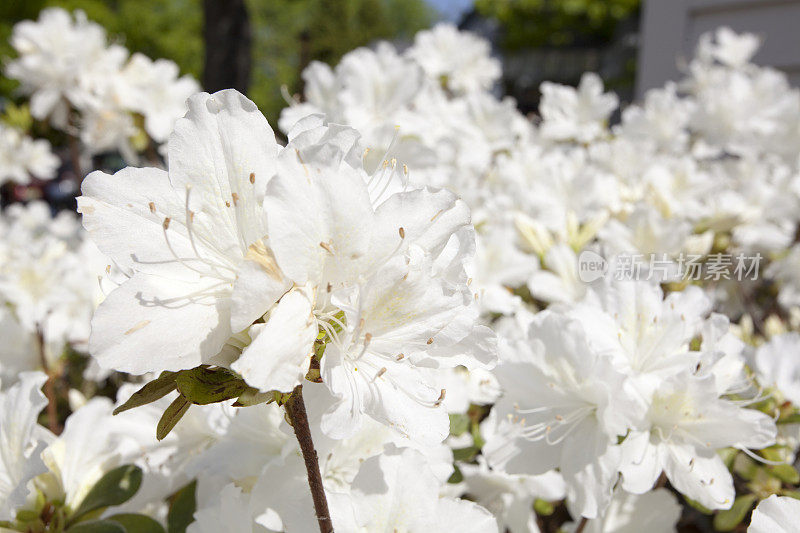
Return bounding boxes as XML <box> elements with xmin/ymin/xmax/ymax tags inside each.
<box><xmin>202</xmin><ymin>0</ymin><xmax>252</xmax><ymax>93</ymax></box>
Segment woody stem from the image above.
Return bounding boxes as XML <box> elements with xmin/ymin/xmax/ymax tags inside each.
<box><xmin>284</xmin><ymin>384</ymin><xmax>333</xmax><ymax>533</ymax></box>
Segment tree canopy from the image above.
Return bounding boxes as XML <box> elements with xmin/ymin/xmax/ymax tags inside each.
<box><xmin>475</xmin><ymin>0</ymin><xmax>640</xmax><ymax>49</ymax></box>
<box><xmin>0</xmin><ymin>0</ymin><xmax>431</xmax><ymax>123</ymax></box>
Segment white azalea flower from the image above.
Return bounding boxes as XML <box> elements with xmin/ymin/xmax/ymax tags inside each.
<box><xmin>5</xmin><ymin>8</ymin><xmax>122</xmax><ymax>127</ymax></box>
<box><xmin>459</xmin><ymin>452</ymin><xmax>565</xmax><ymax>533</ymax></box>
<box><xmin>527</xmin><ymin>244</ymin><xmax>586</xmax><ymax>305</ymax></box>
<box><xmin>188</xmin><ymin>483</ymin><xmax>272</xmax><ymax>533</ymax></box>
<box><xmin>334</xmin><ymin>446</ymin><xmax>498</xmax><ymax>532</ymax></box>
<box><xmin>237</xmin><ymin>385</ymin><xmax>454</xmax><ymax>531</ymax></box>
<box><xmin>0</xmin><ymin>202</ymin><xmax>105</xmax><ymax>368</ymax></box>
<box><xmin>697</xmin><ymin>27</ymin><xmax>760</xmax><ymax>69</ymax></box>
<box><xmin>278</xmin><ymin>42</ymin><xmax>423</xmax><ymax>156</ymax></box>
<box><xmin>753</xmin><ymin>333</ymin><xmax>800</xmax><ymax>404</ymax></box>
<box><xmin>619</xmin><ymin>372</ymin><xmax>775</xmax><ymax>510</ymax></box>
<box><xmin>79</xmin><ymin>89</ymin><xmax>284</xmax><ymax>374</ymax></box>
<box><xmin>35</xmin><ymin>397</ymin><xmax>141</xmax><ymax>510</ymax></box>
<box><xmin>0</xmin><ymin>372</ymin><xmax>49</xmax><ymax>521</ymax></box>
<box><xmin>81</xmin><ymin>91</ymin><xmax>493</xmax><ymax>444</ymax></box>
<box><xmin>0</xmin><ymin>308</ymin><xmax>37</xmax><ymax>386</ymax></box>
<box><xmin>767</xmin><ymin>243</ymin><xmax>800</xmax><ymax>310</ymax></box>
<box><xmin>567</xmin><ymin>281</ymin><xmax>711</xmax><ymax>393</ymax></box>
<box><xmin>575</xmin><ymin>488</ymin><xmax>681</xmax><ymax>533</ymax></box>
<box><xmin>0</xmin><ymin>125</ymin><xmax>59</xmax><ymax>186</ymax></box>
<box><xmin>235</xmin><ymin>116</ymin><xmax>494</xmax><ymax>442</ymax></box>
<box><xmin>118</xmin><ymin>53</ymin><xmax>201</xmax><ymax>143</ymax></box>
<box><xmin>468</xmin><ymin>224</ymin><xmax>535</xmax><ymax>315</ymax></box>
<box><xmin>749</xmin><ymin>494</ymin><xmax>800</xmax><ymax>533</ymax></box>
<box><xmin>485</xmin><ymin>311</ymin><xmax>642</xmax><ymax>518</ymax></box>
<box><xmin>616</xmin><ymin>83</ymin><xmax>695</xmax><ymax>153</ymax></box>
<box><xmin>539</xmin><ymin>73</ymin><xmax>618</xmax><ymax>143</ymax></box>
<box><xmin>407</xmin><ymin>23</ymin><xmax>501</xmax><ymax>94</ymax></box>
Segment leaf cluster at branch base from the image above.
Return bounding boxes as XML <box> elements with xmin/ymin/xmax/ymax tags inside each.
<box><xmin>113</xmin><ymin>365</ymin><xmax>274</xmax><ymax>440</ymax></box>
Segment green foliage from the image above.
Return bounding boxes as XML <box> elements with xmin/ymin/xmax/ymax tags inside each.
<box><xmin>175</xmin><ymin>366</ymin><xmax>248</xmax><ymax>405</ymax></box>
<box><xmin>43</xmin><ymin>0</ymin><xmax>203</xmax><ymax>77</ymax></box>
<box><xmin>113</xmin><ymin>371</ymin><xmax>178</xmax><ymax>415</ymax></box>
<box><xmin>106</xmin><ymin>514</ymin><xmax>166</xmax><ymax>533</ymax></box>
<box><xmin>684</xmin><ymin>495</ymin><xmax>714</xmax><ymax>515</ymax></box>
<box><xmin>475</xmin><ymin>0</ymin><xmax>640</xmax><ymax>50</ymax></box>
<box><xmin>5</xmin><ymin>464</ymin><xmax>162</xmax><ymax>533</ymax></box>
<box><xmin>156</xmin><ymin>394</ymin><xmax>192</xmax><ymax>441</ymax></box>
<box><xmin>449</xmin><ymin>413</ymin><xmax>469</xmax><ymax>436</ymax></box>
<box><xmin>0</xmin><ymin>0</ymin><xmax>431</xmax><ymax>129</ymax></box>
<box><xmin>0</xmin><ymin>0</ymin><xmax>45</xmax><ymax>97</ymax></box>
<box><xmin>0</xmin><ymin>0</ymin><xmax>203</xmax><ymax>104</ymax></box>
<box><xmin>533</xmin><ymin>498</ymin><xmax>555</xmax><ymax>516</ymax></box>
<box><xmin>67</xmin><ymin>521</ymin><xmax>126</xmax><ymax>533</ymax></box>
<box><xmin>247</xmin><ymin>0</ymin><xmax>432</xmax><ymax>122</ymax></box>
<box><xmin>114</xmin><ymin>365</ymin><xmax>273</xmax><ymax>440</ymax></box>
<box><xmin>71</xmin><ymin>465</ymin><xmax>143</xmax><ymax>523</ymax></box>
<box><xmin>713</xmin><ymin>494</ymin><xmax>757</xmax><ymax>531</ymax></box>
<box><xmin>167</xmin><ymin>481</ymin><xmax>197</xmax><ymax>533</ymax></box>
<box><xmin>768</xmin><ymin>463</ymin><xmax>800</xmax><ymax>485</ymax></box>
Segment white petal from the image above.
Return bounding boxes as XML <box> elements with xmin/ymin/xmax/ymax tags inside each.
<box><xmin>232</xmin><ymin>289</ymin><xmax>317</xmax><ymax>393</ymax></box>
<box><xmin>435</xmin><ymin>498</ymin><xmax>499</xmax><ymax>533</ymax></box>
<box><xmin>0</xmin><ymin>372</ymin><xmax>50</xmax><ymax>520</ymax></box>
<box><xmin>168</xmin><ymin>90</ymin><xmax>278</xmax><ymax>249</ymax></box>
<box><xmin>79</xmin><ymin>167</ymin><xmax>192</xmax><ymax>278</ymax></box>
<box><xmin>90</xmin><ymin>273</ymin><xmax>231</xmax><ymax>374</ymax></box>
<box><xmin>749</xmin><ymin>495</ymin><xmax>800</xmax><ymax>533</ymax></box>
<box><xmin>265</xmin><ymin>144</ymin><xmax>375</xmax><ymax>286</ymax></box>
<box><xmin>229</xmin><ymin>253</ymin><xmax>290</xmax><ymax>333</ymax></box>
<box><xmin>662</xmin><ymin>444</ymin><xmax>734</xmax><ymax>510</ymax></box>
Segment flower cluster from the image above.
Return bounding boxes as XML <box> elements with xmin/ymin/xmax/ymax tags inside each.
<box><xmin>78</xmin><ymin>90</ymin><xmax>494</xmax><ymax>444</ymax></box>
<box><xmin>0</xmin><ymin>202</ymin><xmax>108</xmax><ymax>384</ymax></box>
<box><xmin>6</xmin><ymin>8</ymin><xmax>200</xmax><ymax>163</ymax></box>
<box><xmin>2</xmin><ymin>11</ymin><xmax>800</xmax><ymax>533</ymax></box>
<box><xmin>0</xmin><ymin>124</ymin><xmax>58</xmax><ymax>186</ymax></box>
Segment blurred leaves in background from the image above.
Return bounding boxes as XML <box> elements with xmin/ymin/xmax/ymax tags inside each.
<box><xmin>475</xmin><ymin>0</ymin><xmax>639</xmax><ymax>49</ymax></box>
<box><xmin>0</xmin><ymin>0</ymin><xmax>431</xmax><ymax>124</ymax></box>
<box><xmin>249</xmin><ymin>0</ymin><xmax>431</xmax><ymax>120</ymax></box>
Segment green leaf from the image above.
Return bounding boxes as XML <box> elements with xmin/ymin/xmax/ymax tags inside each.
<box><xmin>107</xmin><ymin>514</ymin><xmax>165</xmax><ymax>533</ymax></box>
<box><xmin>0</xmin><ymin>520</ymin><xmax>22</xmax><ymax>531</ymax></box>
<box><xmin>167</xmin><ymin>480</ymin><xmax>197</xmax><ymax>533</ymax></box>
<box><xmin>447</xmin><ymin>464</ymin><xmax>463</xmax><ymax>484</ymax></box>
<box><xmin>71</xmin><ymin>465</ymin><xmax>143</xmax><ymax>523</ymax></box>
<box><xmin>534</xmin><ymin>498</ymin><xmax>555</xmax><ymax>516</ymax></box>
<box><xmin>684</xmin><ymin>495</ymin><xmax>713</xmax><ymax>515</ymax></box>
<box><xmin>732</xmin><ymin>453</ymin><xmax>759</xmax><ymax>481</ymax></box>
<box><xmin>713</xmin><ymin>494</ymin><xmax>757</xmax><ymax>532</ymax></box>
<box><xmin>449</xmin><ymin>414</ymin><xmax>469</xmax><ymax>437</ymax></box>
<box><xmin>113</xmin><ymin>372</ymin><xmax>177</xmax><ymax>415</ymax></box>
<box><xmin>175</xmin><ymin>367</ymin><xmax>247</xmax><ymax>405</ymax></box>
<box><xmin>778</xmin><ymin>413</ymin><xmax>800</xmax><ymax>424</ymax></box>
<box><xmin>233</xmin><ymin>387</ymin><xmax>274</xmax><ymax>407</ymax></box>
<box><xmin>470</xmin><ymin>418</ymin><xmax>485</xmax><ymax>449</ymax></box>
<box><xmin>760</xmin><ymin>446</ymin><xmax>786</xmax><ymax>463</ymax></box>
<box><xmin>768</xmin><ymin>464</ymin><xmax>800</xmax><ymax>484</ymax></box>
<box><xmin>15</xmin><ymin>509</ymin><xmax>39</xmax><ymax>521</ymax></box>
<box><xmin>452</xmin><ymin>446</ymin><xmax>478</xmax><ymax>462</ymax></box>
<box><xmin>157</xmin><ymin>395</ymin><xmax>191</xmax><ymax>441</ymax></box>
<box><xmin>68</xmin><ymin>520</ymin><xmax>126</xmax><ymax>533</ymax></box>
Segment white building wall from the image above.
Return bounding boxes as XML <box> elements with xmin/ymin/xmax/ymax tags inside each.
<box><xmin>637</xmin><ymin>0</ymin><xmax>800</xmax><ymax>97</ymax></box>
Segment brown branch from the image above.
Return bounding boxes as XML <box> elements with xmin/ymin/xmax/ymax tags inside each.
<box><xmin>575</xmin><ymin>517</ymin><xmax>589</xmax><ymax>533</ymax></box>
<box><xmin>284</xmin><ymin>384</ymin><xmax>333</xmax><ymax>533</ymax></box>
